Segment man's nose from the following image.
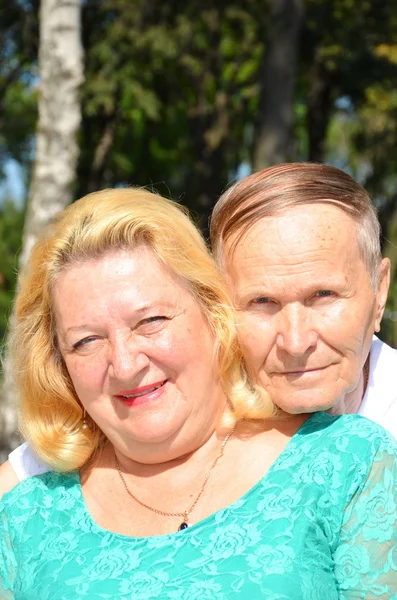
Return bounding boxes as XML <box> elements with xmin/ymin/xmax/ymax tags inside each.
<box><xmin>276</xmin><ymin>304</ymin><xmax>318</xmax><ymax>356</ymax></box>
<box><xmin>108</xmin><ymin>336</ymin><xmax>150</xmax><ymax>381</ymax></box>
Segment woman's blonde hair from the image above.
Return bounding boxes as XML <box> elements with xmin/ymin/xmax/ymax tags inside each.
<box><xmin>12</xmin><ymin>188</ymin><xmax>273</xmax><ymax>472</ymax></box>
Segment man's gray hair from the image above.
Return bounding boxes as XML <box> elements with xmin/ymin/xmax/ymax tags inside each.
<box><xmin>210</xmin><ymin>162</ymin><xmax>382</xmax><ymax>289</ymax></box>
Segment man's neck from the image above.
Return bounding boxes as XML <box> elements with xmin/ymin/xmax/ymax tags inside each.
<box><xmin>328</xmin><ymin>365</ymin><xmax>367</xmax><ymax>416</ymax></box>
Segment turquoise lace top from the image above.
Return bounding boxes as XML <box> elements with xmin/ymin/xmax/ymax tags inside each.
<box><xmin>1</xmin><ymin>413</ymin><xmax>396</xmax><ymax>599</ymax></box>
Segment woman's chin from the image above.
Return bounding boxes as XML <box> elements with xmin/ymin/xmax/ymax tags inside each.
<box><xmin>108</xmin><ymin>413</ymin><xmax>190</xmax><ymax>456</ymax></box>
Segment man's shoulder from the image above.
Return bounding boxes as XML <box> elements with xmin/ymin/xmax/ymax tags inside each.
<box><xmin>368</xmin><ymin>337</ymin><xmax>397</xmax><ymax>397</ymax></box>
<box><xmin>359</xmin><ymin>337</ymin><xmax>397</xmax><ymax>437</ymax></box>
<box><xmin>370</xmin><ymin>336</ymin><xmax>397</xmax><ymax>364</ymax></box>
<box><xmin>0</xmin><ymin>460</ymin><xmax>20</xmax><ymax>499</ymax></box>
<box><xmin>9</xmin><ymin>442</ymin><xmax>50</xmax><ymax>481</ymax></box>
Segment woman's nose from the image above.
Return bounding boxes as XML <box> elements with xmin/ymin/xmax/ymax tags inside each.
<box><xmin>108</xmin><ymin>336</ymin><xmax>151</xmax><ymax>382</ymax></box>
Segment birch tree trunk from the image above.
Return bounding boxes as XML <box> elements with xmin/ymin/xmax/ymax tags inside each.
<box><xmin>252</xmin><ymin>0</ymin><xmax>304</xmax><ymax>170</ymax></box>
<box><xmin>0</xmin><ymin>0</ymin><xmax>83</xmax><ymax>460</ymax></box>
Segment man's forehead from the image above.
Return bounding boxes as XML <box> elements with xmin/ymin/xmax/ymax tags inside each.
<box><xmin>221</xmin><ymin>204</ymin><xmax>365</xmax><ymax>283</ymax></box>
<box><xmin>231</xmin><ymin>203</ymin><xmax>355</xmax><ymax>247</ymax></box>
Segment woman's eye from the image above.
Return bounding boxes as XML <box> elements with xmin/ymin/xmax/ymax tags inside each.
<box><xmin>72</xmin><ymin>336</ymin><xmax>99</xmax><ymax>351</ymax></box>
<box><xmin>138</xmin><ymin>316</ymin><xmax>169</xmax><ymax>331</ymax></box>
<box><xmin>142</xmin><ymin>316</ymin><xmax>167</xmax><ymax>324</ymax></box>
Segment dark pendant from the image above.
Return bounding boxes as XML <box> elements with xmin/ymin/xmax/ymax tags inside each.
<box><xmin>178</xmin><ymin>522</ymin><xmax>189</xmax><ymax>531</ymax></box>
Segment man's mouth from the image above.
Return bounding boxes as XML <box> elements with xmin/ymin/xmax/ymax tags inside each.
<box><xmin>278</xmin><ymin>366</ymin><xmax>331</xmax><ymax>376</ymax></box>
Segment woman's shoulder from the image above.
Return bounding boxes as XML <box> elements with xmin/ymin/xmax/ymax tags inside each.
<box><xmin>304</xmin><ymin>410</ymin><xmax>395</xmax><ymax>437</ymax></box>
<box><xmin>0</xmin><ymin>470</ymin><xmax>79</xmax><ymax>519</ymax></box>
<box><xmin>300</xmin><ymin>411</ymin><xmax>396</xmax><ymax>456</ymax></box>
<box><xmin>0</xmin><ymin>470</ymin><xmax>83</xmax><ymax>572</ymax></box>
<box><xmin>282</xmin><ymin>412</ymin><xmax>397</xmax><ymax>514</ymax></box>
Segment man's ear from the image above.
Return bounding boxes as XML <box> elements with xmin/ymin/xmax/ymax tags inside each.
<box><xmin>374</xmin><ymin>257</ymin><xmax>391</xmax><ymax>332</ymax></box>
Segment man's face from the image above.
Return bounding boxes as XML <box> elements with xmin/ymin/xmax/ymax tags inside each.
<box><xmin>223</xmin><ymin>204</ymin><xmax>390</xmax><ymax>414</ymax></box>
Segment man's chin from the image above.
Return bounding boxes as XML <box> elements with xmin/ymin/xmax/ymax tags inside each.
<box><xmin>273</xmin><ymin>393</ymin><xmax>337</xmax><ymax>415</ymax></box>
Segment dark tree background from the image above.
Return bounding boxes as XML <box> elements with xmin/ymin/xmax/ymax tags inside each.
<box><xmin>2</xmin><ymin>0</ymin><xmax>397</xmax><ymax>347</ymax></box>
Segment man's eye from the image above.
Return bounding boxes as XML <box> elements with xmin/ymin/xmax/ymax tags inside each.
<box><xmin>252</xmin><ymin>297</ymin><xmax>271</xmax><ymax>304</ymax></box>
<box><xmin>315</xmin><ymin>290</ymin><xmax>333</xmax><ymax>298</ymax></box>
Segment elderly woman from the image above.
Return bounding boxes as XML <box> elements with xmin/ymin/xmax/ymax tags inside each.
<box><xmin>0</xmin><ymin>188</ymin><xmax>396</xmax><ymax>598</ymax></box>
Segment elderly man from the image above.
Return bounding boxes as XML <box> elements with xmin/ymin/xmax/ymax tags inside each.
<box><xmin>210</xmin><ymin>162</ymin><xmax>396</xmax><ymax>436</ymax></box>
<box><xmin>1</xmin><ymin>162</ymin><xmax>396</xmax><ymax>486</ymax></box>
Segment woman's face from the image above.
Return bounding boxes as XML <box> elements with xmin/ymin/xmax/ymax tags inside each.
<box><xmin>54</xmin><ymin>247</ymin><xmax>225</xmax><ymax>463</ymax></box>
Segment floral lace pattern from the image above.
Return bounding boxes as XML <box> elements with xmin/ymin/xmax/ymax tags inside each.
<box><xmin>1</xmin><ymin>413</ymin><xmax>396</xmax><ymax>599</ymax></box>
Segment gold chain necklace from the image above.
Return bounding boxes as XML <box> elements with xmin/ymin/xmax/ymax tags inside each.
<box><xmin>114</xmin><ymin>427</ymin><xmax>235</xmax><ymax>532</ymax></box>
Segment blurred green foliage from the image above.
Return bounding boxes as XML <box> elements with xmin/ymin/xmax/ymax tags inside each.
<box><xmin>0</xmin><ymin>201</ymin><xmax>24</xmax><ymax>349</ymax></box>
<box><xmin>1</xmin><ymin>0</ymin><xmax>397</xmax><ymax>345</ymax></box>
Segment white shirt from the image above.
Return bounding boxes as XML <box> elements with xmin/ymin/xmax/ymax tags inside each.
<box><xmin>8</xmin><ymin>441</ymin><xmax>48</xmax><ymax>481</ymax></box>
<box><xmin>358</xmin><ymin>336</ymin><xmax>397</xmax><ymax>437</ymax></box>
<box><xmin>8</xmin><ymin>337</ymin><xmax>397</xmax><ymax>481</ymax></box>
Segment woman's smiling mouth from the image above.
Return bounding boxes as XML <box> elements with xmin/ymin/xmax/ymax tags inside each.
<box><xmin>114</xmin><ymin>380</ymin><xmax>168</xmax><ymax>406</ymax></box>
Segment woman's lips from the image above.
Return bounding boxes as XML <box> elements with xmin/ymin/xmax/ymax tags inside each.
<box><xmin>114</xmin><ymin>380</ymin><xmax>167</xmax><ymax>406</ymax></box>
